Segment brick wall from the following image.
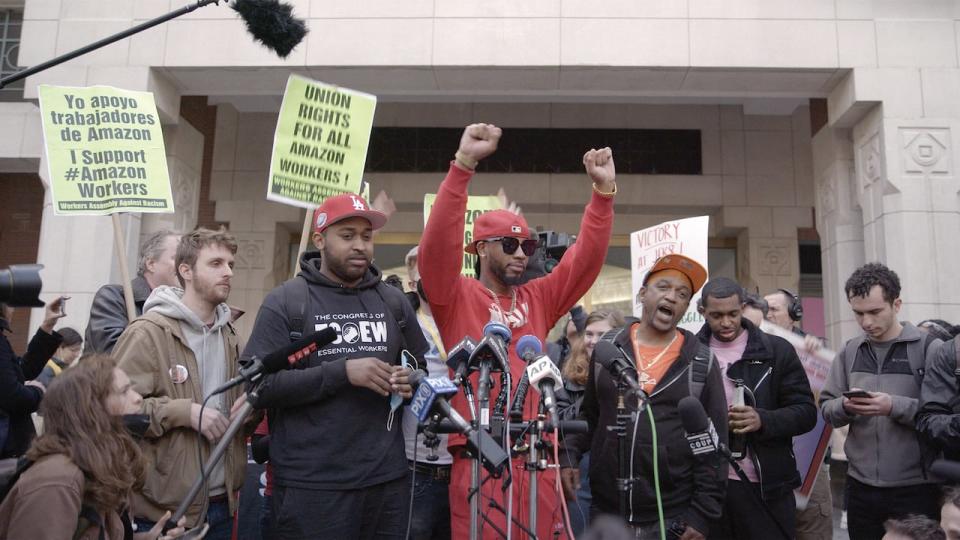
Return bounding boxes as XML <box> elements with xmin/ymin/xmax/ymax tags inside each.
<box><xmin>0</xmin><ymin>173</ymin><xmax>44</xmax><ymax>349</ymax></box>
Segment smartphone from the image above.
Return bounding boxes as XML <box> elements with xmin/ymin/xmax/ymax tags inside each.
<box><xmin>56</xmin><ymin>296</ymin><xmax>68</xmax><ymax>316</ymax></box>
<box><xmin>843</xmin><ymin>390</ymin><xmax>872</xmax><ymax>399</ymax></box>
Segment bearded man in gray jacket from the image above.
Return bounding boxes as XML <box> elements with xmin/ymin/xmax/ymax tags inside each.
<box><xmin>820</xmin><ymin>263</ymin><xmax>942</xmax><ymax>540</ymax></box>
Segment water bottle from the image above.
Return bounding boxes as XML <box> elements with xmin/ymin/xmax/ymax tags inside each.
<box><xmin>729</xmin><ymin>383</ymin><xmax>747</xmax><ymax>460</ymax></box>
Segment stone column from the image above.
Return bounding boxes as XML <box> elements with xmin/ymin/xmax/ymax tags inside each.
<box><xmin>851</xmin><ymin>105</ymin><xmax>960</xmax><ymax>323</ymax></box>
<box><xmin>813</xmin><ymin>126</ymin><xmax>864</xmax><ymax>346</ymax></box>
<box><xmin>141</xmin><ymin>121</ymin><xmax>205</xmax><ymax>239</ymax></box>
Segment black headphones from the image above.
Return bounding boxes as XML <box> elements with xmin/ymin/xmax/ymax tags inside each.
<box><xmin>778</xmin><ymin>288</ymin><xmax>803</xmax><ymax>321</ymax></box>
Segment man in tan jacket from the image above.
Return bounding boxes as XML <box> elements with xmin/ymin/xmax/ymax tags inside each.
<box><xmin>114</xmin><ymin>228</ymin><xmax>247</xmax><ymax>540</ymax></box>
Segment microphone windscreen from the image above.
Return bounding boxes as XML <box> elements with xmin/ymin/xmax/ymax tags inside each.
<box><xmin>592</xmin><ymin>340</ymin><xmax>621</xmax><ymax>370</ymax></box>
<box><xmin>516</xmin><ymin>335</ymin><xmax>542</xmax><ymax>359</ymax></box>
<box><xmin>679</xmin><ymin>396</ymin><xmax>710</xmax><ymax>434</ymax></box>
<box><xmin>231</xmin><ymin>0</ymin><xmax>308</xmax><ymax>58</ymax></box>
<box><xmin>483</xmin><ymin>321</ymin><xmax>512</xmax><ymax>344</ymax></box>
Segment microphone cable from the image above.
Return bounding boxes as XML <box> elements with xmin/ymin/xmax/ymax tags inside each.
<box><xmin>646</xmin><ymin>402</ymin><xmax>666</xmax><ymax>540</ymax></box>
<box><xmin>628</xmin><ymin>397</ymin><xmax>666</xmax><ymax>540</ymax></box>
<box><xmin>558</xmin><ymin>417</ymin><xmax>589</xmax><ymax>531</ymax></box>
<box><xmin>551</xmin><ymin>430</ymin><xmax>575</xmax><ymax>539</ymax></box>
<box><xmin>192</xmin><ymin>390</ymin><xmax>220</xmax><ymax>521</ymax></box>
<box><xmin>404</xmin><ymin>434</ymin><xmax>417</xmax><ymax>540</ymax></box>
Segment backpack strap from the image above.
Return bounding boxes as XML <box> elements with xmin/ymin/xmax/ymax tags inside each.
<box><xmin>373</xmin><ymin>281</ymin><xmax>409</xmax><ymax>355</ymax></box>
<box><xmin>282</xmin><ymin>275</ymin><xmax>310</xmax><ymax>342</ymax></box>
<box><xmin>688</xmin><ymin>342</ymin><xmax>714</xmax><ymax>401</ymax></box>
<box><xmin>375</xmin><ymin>281</ymin><xmax>408</xmax><ymax>332</ymax></box>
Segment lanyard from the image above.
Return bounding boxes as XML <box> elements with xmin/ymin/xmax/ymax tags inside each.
<box><xmin>417</xmin><ymin>311</ymin><xmax>447</xmax><ymax>360</ymax></box>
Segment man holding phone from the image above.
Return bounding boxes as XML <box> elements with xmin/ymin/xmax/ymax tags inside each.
<box><xmin>820</xmin><ymin>263</ymin><xmax>942</xmax><ymax>540</ymax></box>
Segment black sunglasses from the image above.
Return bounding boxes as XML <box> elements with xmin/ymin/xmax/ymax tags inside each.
<box><xmin>485</xmin><ymin>236</ymin><xmax>539</xmax><ymax>256</ymax></box>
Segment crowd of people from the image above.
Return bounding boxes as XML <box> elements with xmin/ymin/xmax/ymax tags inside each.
<box><xmin>3</xmin><ymin>123</ymin><xmax>960</xmax><ymax>540</ymax></box>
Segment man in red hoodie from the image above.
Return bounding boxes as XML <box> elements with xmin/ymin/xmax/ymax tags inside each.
<box><xmin>419</xmin><ymin>123</ymin><xmax>616</xmax><ymax>539</ymax></box>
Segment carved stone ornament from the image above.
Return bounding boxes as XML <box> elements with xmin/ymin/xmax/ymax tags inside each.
<box><xmin>900</xmin><ymin>128</ymin><xmax>951</xmax><ymax>176</ymax></box>
<box><xmin>236</xmin><ymin>239</ymin><xmax>265</xmax><ymax>269</ymax></box>
<box><xmin>757</xmin><ymin>239</ymin><xmax>792</xmax><ymax>277</ymax></box>
<box><xmin>857</xmin><ymin>132</ymin><xmax>882</xmax><ymax>191</ymax></box>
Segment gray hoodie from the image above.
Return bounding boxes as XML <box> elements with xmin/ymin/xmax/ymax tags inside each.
<box><xmin>144</xmin><ymin>285</ymin><xmax>233</xmax><ymax>493</ymax></box>
<box><xmin>820</xmin><ymin>322</ymin><xmax>940</xmax><ymax>487</ymax></box>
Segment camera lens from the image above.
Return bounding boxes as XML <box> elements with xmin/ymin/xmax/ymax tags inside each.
<box><xmin>0</xmin><ymin>264</ymin><xmax>45</xmax><ymax>307</ymax></box>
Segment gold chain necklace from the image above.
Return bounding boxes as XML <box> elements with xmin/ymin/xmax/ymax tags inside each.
<box><xmin>484</xmin><ymin>286</ymin><xmax>517</xmax><ymax>317</ymax></box>
<box><xmin>634</xmin><ymin>328</ymin><xmax>678</xmax><ymax>371</ymax></box>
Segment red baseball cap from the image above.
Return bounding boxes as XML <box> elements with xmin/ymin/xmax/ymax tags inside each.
<box><xmin>312</xmin><ymin>193</ymin><xmax>387</xmax><ymax>233</ymax></box>
<box><xmin>465</xmin><ymin>210</ymin><xmax>531</xmax><ymax>254</ymax></box>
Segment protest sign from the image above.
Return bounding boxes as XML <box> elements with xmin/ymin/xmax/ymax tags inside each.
<box><xmin>267</xmin><ymin>75</ymin><xmax>376</xmax><ymax>208</ymax></box>
<box><xmin>630</xmin><ymin>216</ymin><xmax>710</xmax><ymax>332</ymax></box>
<box><xmin>424</xmin><ymin>194</ymin><xmax>503</xmax><ymax>278</ymax></box>
<box><xmin>38</xmin><ymin>85</ymin><xmax>173</xmax><ymax>216</ymax></box>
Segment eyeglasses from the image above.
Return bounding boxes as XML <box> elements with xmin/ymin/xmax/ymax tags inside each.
<box><xmin>484</xmin><ymin>237</ymin><xmax>539</xmax><ymax>256</ymax></box>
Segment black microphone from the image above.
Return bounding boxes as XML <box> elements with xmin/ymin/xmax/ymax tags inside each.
<box><xmin>471</xmin><ymin>322</ymin><xmax>512</xmax><ymax>429</ymax></box>
<box><xmin>678</xmin><ymin>396</ymin><xmax>730</xmax><ymax>459</ymax></box>
<box><xmin>408</xmin><ymin>370</ymin><xmax>509</xmax><ymax>475</ymax></box>
<box><xmin>510</xmin><ymin>335</ymin><xmax>542</xmax><ymax>420</ymax></box>
<box><xmin>593</xmin><ymin>340</ymin><xmax>645</xmax><ymax>396</ymax></box>
<box><xmin>210</xmin><ymin>328</ymin><xmax>338</xmax><ymax>395</ymax></box>
<box><xmin>445</xmin><ymin>336</ymin><xmax>478</xmax><ymax>386</ymax></box>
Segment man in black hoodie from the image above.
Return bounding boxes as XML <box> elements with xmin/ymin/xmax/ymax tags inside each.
<box><xmin>243</xmin><ymin>194</ymin><xmax>428</xmax><ymax>539</ymax></box>
<box><xmin>695</xmin><ymin>277</ymin><xmax>817</xmax><ymax>539</ymax></box>
<box><xmin>561</xmin><ymin>254</ymin><xmax>727</xmax><ymax>540</ymax></box>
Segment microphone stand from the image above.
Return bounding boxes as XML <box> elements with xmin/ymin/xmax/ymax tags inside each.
<box><xmin>463</xmin><ymin>377</ymin><xmax>481</xmax><ymax>540</ymax></box>
<box><xmin>611</xmin><ymin>378</ymin><xmax>632</xmax><ymax>521</ymax></box>
<box><xmin>525</xmin><ymin>401</ymin><xmax>547</xmax><ymax>537</ymax></box>
<box><xmin>165</xmin><ymin>381</ymin><xmax>262</xmax><ymax>537</ymax></box>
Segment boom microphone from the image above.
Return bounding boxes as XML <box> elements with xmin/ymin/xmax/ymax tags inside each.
<box><xmin>229</xmin><ymin>0</ymin><xmax>308</xmax><ymax>58</ymax></box>
<box><xmin>210</xmin><ymin>328</ymin><xmax>338</xmax><ymax>395</ymax></box>
<box><xmin>510</xmin><ymin>335</ymin><xmax>542</xmax><ymax>420</ymax></box>
<box><xmin>408</xmin><ymin>371</ymin><xmax>509</xmax><ymax>475</ymax></box>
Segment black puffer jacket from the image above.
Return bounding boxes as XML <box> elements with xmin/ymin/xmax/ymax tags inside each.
<box><xmin>696</xmin><ymin>318</ymin><xmax>817</xmax><ymax>498</ymax></box>
<box><xmin>0</xmin><ymin>317</ymin><xmax>62</xmax><ymax>458</ymax></box>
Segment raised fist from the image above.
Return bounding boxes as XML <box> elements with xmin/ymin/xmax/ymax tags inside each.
<box><xmin>583</xmin><ymin>147</ymin><xmax>616</xmax><ymax>189</ymax></box>
<box><xmin>458</xmin><ymin>123</ymin><xmax>502</xmax><ymax>163</ymax></box>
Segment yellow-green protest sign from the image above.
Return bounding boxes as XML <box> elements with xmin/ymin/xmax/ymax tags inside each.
<box><xmin>38</xmin><ymin>85</ymin><xmax>173</xmax><ymax>216</ymax></box>
<box><xmin>267</xmin><ymin>75</ymin><xmax>376</xmax><ymax>208</ymax></box>
<box><xmin>424</xmin><ymin>194</ymin><xmax>503</xmax><ymax>277</ymax></box>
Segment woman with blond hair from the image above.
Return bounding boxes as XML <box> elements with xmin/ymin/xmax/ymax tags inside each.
<box><xmin>557</xmin><ymin>309</ymin><xmax>625</xmax><ymax>536</ymax></box>
<box><xmin>0</xmin><ymin>355</ymin><xmax>186</xmax><ymax>540</ymax></box>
